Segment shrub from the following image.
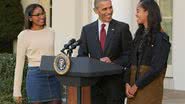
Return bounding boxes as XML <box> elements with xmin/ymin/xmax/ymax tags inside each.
<box><xmin>0</xmin><ymin>0</ymin><xmax>24</xmax><ymax>53</ymax></box>
<box><xmin>0</xmin><ymin>53</ymin><xmax>66</xmax><ymax>103</ymax></box>
<box><xmin>0</xmin><ymin>53</ymin><xmax>27</xmax><ymax>103</ymax></box>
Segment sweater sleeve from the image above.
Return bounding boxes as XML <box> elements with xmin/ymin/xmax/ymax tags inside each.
<box><xmin>52</xmin><ymin>29</ymin><xmax>55</xmax><ymax>55</ymax></box>
<box><xmin>13</xmin><ymin>32</ymin><xmax>27</xmax><ymax>97</ymax></box>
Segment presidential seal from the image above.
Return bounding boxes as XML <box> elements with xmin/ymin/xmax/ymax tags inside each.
<box><xmin>53</xmin><ymin>53</ymin><xmax>70</xmax><ymax>75</ymax></box>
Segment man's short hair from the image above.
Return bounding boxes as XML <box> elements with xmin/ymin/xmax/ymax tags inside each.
<box><xmin>94</xmin><ymin>0</ymin><xmax>111</xmax><ymax>8</ymax></box>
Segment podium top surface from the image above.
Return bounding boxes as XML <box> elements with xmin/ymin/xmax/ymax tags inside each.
<box><xmin>40</xmin><ymin>56</ymin><xmax>123</xmax><ymax>77</ymax></box>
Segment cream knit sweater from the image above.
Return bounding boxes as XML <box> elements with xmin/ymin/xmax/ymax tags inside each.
<box><xmin>13</xmin><ymin>27</ymin><xmax>55</xmax><ymax>97</ymax></box>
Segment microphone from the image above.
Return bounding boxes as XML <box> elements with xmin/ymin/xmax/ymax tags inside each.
<box><xmin>61</xmin><ymin>39</ymin><xmax>76</xmax><ymax>52</ymax></box>
<box><xmin>69</xmin><ymin>39</ymin><xmax>81</xmax><ymax>50</ymax></box>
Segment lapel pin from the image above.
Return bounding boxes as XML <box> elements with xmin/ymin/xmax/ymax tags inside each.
<box><xmin>111</xmin><ymin>29</ymin><xmax>115</xmax><ymax>31</ymax></box>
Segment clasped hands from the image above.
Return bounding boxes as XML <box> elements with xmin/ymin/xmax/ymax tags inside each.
<box><xmin>100</xmin><ymin>57</ymin><xmax>138</xmax><ymax>99</ymax></box>
<box><xmin>125</xmin><ymin>83</ymin><xmax>138</xmax><ymax>98</ymax></box>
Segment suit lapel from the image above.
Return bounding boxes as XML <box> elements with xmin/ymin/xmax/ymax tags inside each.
<box><xmin>92</xmin><ymin>21</ymin><xmax>103</xmax><ymax>56</ymax></box>
<box><xmin>104</xmin><ymin>20</ymin><xmax>115</xmax><ymax>52</ymax></box>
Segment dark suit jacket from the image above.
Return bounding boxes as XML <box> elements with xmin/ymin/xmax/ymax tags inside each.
<box><xmin>78</xmin><ymin>19</ymin><xmax>132</xmax><ymax>67</ymax></box>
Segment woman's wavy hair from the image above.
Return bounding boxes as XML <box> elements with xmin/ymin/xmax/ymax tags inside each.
<box><xmin>135</xmin><ymin>0</ymin><xmax>162</xmax><ymax>45</ymax></box>
<box><xmin>24</xmin><ymin>4</ymin><xmax>46</xmax><ymax>29</ymax></box>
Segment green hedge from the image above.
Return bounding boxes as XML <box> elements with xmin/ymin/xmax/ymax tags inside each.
<box><xmin>0</xmin><ymin>53</ymin><xmax>27</xmax><ymax>104</ymax></box>
<box><xmin>0</xmin><ymin>0</ymin><xmax>24</xmax><ymax>53</ymax></box>
<box><xmin>0</xmin><ymin>53</ymin><xmax>67</xmax><ymax>104</ymax></box>
<box><xmin>0</xmin><ymin>0</ymin><xmax>24</xmax><ymax>42</ymax></box>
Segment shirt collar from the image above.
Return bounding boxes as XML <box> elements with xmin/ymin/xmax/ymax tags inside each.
<box><xmin>98</xmin><ymin>19</ymin><xmax>109</xmax><ymax>33</ymax></box>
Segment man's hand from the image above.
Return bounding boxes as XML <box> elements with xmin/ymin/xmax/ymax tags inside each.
<box><xmin>14</xmin><ymin>96</ymin><xmax>22</xmax><ymax>104</ymax></box>
<box><xmin>125</xmin><ymin>83</ymin><xmax>134</xmax><ymax>98</ymax></box>
<box><xmin>100</xmin><ymin>57</ymin><xmax>111</xmax><ymax>63</ymax></box>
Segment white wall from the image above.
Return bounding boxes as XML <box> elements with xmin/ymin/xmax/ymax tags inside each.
<box><xmin>52</xmin><ymin>0</ymin><xmax>76</xmax><ymax>55</ymax></box>
<box><xmin>173</xmin><ymin>0</ymin><xmax>185</xmax><ymax>90</ymax></box>
<box><xmin>91</xmin><ymin>0</ymin><xmax>133</xmax><ymax>23</ymax></box>
<box><xmin>111</xmin><ymin>0</ymin><xmax>133</xmax><ymax>25</ymax></box>
<box><xmin>91</xmin><ymin>0</ymin><xmax>138</xmax><ymax>35</ymax></box>
<box><xmin>52</xmin><ymin>0</ymin><xmax>91</xmax><ymax>55</ymax></box>
<box><xmin>21</xmin><ymin>0</ymin><xmax>39</xmax><ymax>10</ymax></box>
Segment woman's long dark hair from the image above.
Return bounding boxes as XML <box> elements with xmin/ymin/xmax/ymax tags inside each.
<box><xmin>24</xmin><ymin>4</ymin><xmax>46</xmax><ymax>29</ymax></box>
<box><xmin>135</xmin><ymin>0</ymin><xmax>162</xmax><ymax>45</ymax></box>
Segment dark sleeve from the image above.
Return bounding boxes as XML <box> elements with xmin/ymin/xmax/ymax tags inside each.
<box><xmin>135</xmin><ymin>33</ymin><xmax>171</xmax><ymax>89</ymax></box>
<box><xmin>124</xmin><ymin>40</ymin><xmax>134</xmax><ymax>83</ymax></box>
<box><xmin>78</xmin><ymin>27</ymin><xmax>89</xmax><ymax>57</ymax></box>
<box><xmin>124</xmin><ymin>64</ymin><xmax>131</xmax><ymax>83</ymax></box>
<box><xmin>113</xmin><ymin>24</ymin><xmax>133</xmax><ymax>67</ymax></box>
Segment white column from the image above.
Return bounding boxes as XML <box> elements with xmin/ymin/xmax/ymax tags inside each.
<box><xmin>52</xmin><ymin>0</ymin><xmax>76</xmax><ymax>55</ymax></box>
<box><xmin>21</xmin><ymin>0</ymin><xmax>39</xmax><ymax>10</ymax></box>
<box><xmin>52</xmin><ymin>0</ymin><xmax>91</xmax><ymax>55</ymax></box>
<box><xmin>91</xmin><ymin>0</ymin><xmax>137</xmax><ymax>34</ymax></box>
<box><xmin>173</xmin><ymin>0</ymin><xmax>185</xmax><ymax>90</ymax></box>
<box><xmin>112</xmin><ymin>0</ymin><xmax>133</xmax><ymax>25</ymax></box>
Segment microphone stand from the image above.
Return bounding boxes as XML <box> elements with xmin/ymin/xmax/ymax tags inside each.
<box><xmin>63</xmin><ymin>39</ymin><xmax>81</xmax><ymax>57</ymax></box>
<box><xmin>61</xmin><ymin>50</ymin><xmax>67</xmax><ymax>55</ymax></box>
<box><xmin>67</xmin><ymin>48</ymin><xmax>73</xmax><ymax>57</ymax></box>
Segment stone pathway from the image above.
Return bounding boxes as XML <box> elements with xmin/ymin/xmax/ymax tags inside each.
<box><xmin>163</xmin><ymin>89</ymin><xmax>185</xmax><ymax>104</ymax></box>
<box><xmin>62</xmin><ymin>89</ymin><xmax>185</xmax><ymax>104</ymax></box>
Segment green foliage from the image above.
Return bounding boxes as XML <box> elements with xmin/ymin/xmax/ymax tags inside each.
<box><xmin>0</xmin><ymin>0</ymin><xmax>24</xmax><ymax>53</ymax></box>
<box><xmin>0</xmin><ymin>53</ymin><xmax>67</xmax><ymax>103</ymax></box>
<box><xmin>0</xmin><ymin>53</ymin><xmax>27</xmax><ymax>103</ymax></box>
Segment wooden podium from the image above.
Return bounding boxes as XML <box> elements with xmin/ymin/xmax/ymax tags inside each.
<box><xmin>40</xmin><ymin>56</ymin><xmax>123</xmax><ymax>104</ymax></box>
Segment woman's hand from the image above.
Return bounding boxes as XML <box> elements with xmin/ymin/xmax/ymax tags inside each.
<box><xmin>125</xmin><ymin>83</ymin><xmax>134</xmax><ymax>98</ymax></box>
<box><xmin>129</xmin><ymin>84</ymin><xmax>138</xmax><ymax>96</ymax></box>
<box><xmin>14</xmin><ymin>96</ymin><xmax>22</xmax><ymax>104</ymax></box>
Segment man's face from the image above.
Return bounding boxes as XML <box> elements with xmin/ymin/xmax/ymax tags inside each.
<box><xmin>94</xmin><ymin>0</ymin><xmax>113</xmax><ymax>23</ymax></box>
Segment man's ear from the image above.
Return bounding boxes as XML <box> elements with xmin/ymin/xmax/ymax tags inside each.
<box><xmin>93</xmin><ymin>8</ymin><xmax>98</xmax><ymax>14</ymax></box>
<box><xmin>145</xmin><ymin>11</ymin><xmax>148</xmax><ymax>17</ymax></box>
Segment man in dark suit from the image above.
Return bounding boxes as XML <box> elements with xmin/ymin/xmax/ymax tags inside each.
<box><xmin>78</xmin><ymin>0</ymin><xmax>132</xmax><ymax>104</ymax></box>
